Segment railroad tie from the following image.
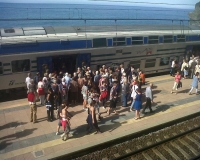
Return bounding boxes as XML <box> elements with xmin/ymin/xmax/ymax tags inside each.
<box><xmin>186</xmin><ymin>135</ymin><xmax>200</xmax><ymax>147</ymax></box>
<box><xmin>193</xmin><ymin>132</ymin><xmax>200</xmax><ymax>139</ymax></box>
<box><xmin>162</xmin><ymin>145</ymin><xmax>181</xmax><ymax>160</ymax></box>
<box><xmin>152</xmin><ymin>148</ymin><xmax>168</xmax><ymax>160</ymax></box>
<box><xmin>170</xmin><ymin>141</ymin><xmax>190</xmax><ymax>159</ymax></box>
<box><xmin>142</xmin><ymin>152</ymin><xmax>153</xmax><ymax>160</ymax></box>
<box><xmin>178</xmin><ymin>138</ymin><xmax>199</xmax><ymax>156</ymax></box>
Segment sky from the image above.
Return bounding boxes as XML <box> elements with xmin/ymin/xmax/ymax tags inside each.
<box><xmin>0</xmin><ymin>0</ymin><xmax>198</xmax><ymax>9</ymax></box>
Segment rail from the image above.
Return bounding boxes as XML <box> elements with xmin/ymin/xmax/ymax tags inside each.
<box><xmin>113</xmin><ymin>126</ymin><xmax>200</xmax><ymax>160</ymax></box>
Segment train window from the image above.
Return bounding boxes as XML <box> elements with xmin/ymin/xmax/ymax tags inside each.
<box><xmin>113</xmin><ymin>37</ymin><xmax>126</xmax><ymax>46</ymax></box>
<box><xmin>93</xmin><ymin>38</ymin><xmax>107</xmax><ymax>48</ymax></box>
<box><xmin>177</xmin><ymin>35</ymin><xmax>185</xmax><ymax>42</ymax></box>
<box><xmin>160</xmin><ymin>57</ymin><xmax>170</xmax><ymax>66</ymax></box>
<box><xmin>0</xmin><ymin>62</ymin><xmax>3</xmax><ymax>74</ymax></box>
<box><xmin>145</xmin><ymin>59</ymin><xmax>156</xmax><ymax>68</ymax></box>
<box><xmin>129</xmin><ymin>60</ymin><xmax>141</xmax><ymax>69</ymax></box>
<box><xmin>11</xmin><ymin>59</ymin><xmax>30</xmax><ymax>73</ymax></box>
<box><xmin>132</xmin><ymin>37</ymin><xmax>143</xmax><ymax>45</ymax></box>
<box><xmin>148</xmin><ymin>36</ymin><xmax>159</xmax><ymax>44</ymax></box>
<box><xmin>163</xmin><ymin>35</ymin><xmax>173</xmax><ymax>43</ymax></box>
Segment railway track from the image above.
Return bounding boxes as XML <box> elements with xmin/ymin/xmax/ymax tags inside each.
<box><xmin>115</xmin><ymin>127</ymin><xmax>200</xmax><ymax>160</ymax></box>
<box><xmin>74</xmin><ymin>116</ymin><xmax>200</xmax><ymax>160</ymax></box>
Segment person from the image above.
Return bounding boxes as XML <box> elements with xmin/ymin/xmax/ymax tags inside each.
<box><xmin>87</xmin><ymin>100</ymin><xmax>101</xmax><ymax>134</ymax></box>
<box><xmin>56</xmin><ymin>101</ymin><xmax>73</xmax><ymax>136</ymax></box>
<box><xmin>34</xmin><ymin>72</ymin><xmax>40</xmax><ymax>86</ymax></box>
<box><xmin>130</xmin><ymin>80</ymin><xmax>138</xmax><ymax>112</ymax></box>
<box><xmin>69</xmin><ymin>77</ymin><xmax>78</xmax><ymax>105</ymax></box>
<box><xmin>46</xmin><ymin>88</ymin><xmax>54</xmax><ymax>122</ymax></box>
<box><xmin>25</xmin><ymin>73</ymin><xmax>31</xmax><ymax>90</ymax></box>
<box><xmin>170</xmin><ymin>59</ymin><xmax>176</xmax><ymax>76</ymax></box>
<box><xmin>77</xmin><ymin>73</ymin><xmax>84</xmax><ymax>103</ymax></box>
<box><xmin>37</xmin><ymin>77</ymin><xmax>45</xmax><ymax>105</ymax></box>
<box><xmin>137</xmin><ymin>72</ymin><xmax>142</xmax><ymax>89</ymax></box>
<box><xmin>195</xmin><ymin>61</ymin><xmax>200</xmax><ymax>74</ymax></box>
<box><xmin>94</xmin><ymin>71</ymin><xmax>101</xmax><ymax>92</ymax></box>
<box><xmin>99</xmin><ymin>81</ymin><xmax>108</xmax><ymax>109</ymax></box>
<box><xmin>60</xmin><ymin>103</ymin><xmax>71</xmax><ymax>141</ymax></box>
<box><xmin>171</xmin><ymin>71</ymin><xmax>181</xmax><ymax>94</ymax></box>
<box><xmin>140</xmin><ymin>71</ymin><xmax>145</xmax><ymax>85</ymax></box>
<box><xmin>81</xmin><ymin>81</ymin><xmax>88</xmax><ymax>110</ymax></box>
<box><xmin>51</xmin><ymin>80</ymin><xmax>59</xmax><ymax>110</ymax></box>
<box><xmin>181</xmin><ymin>59</ymin><xmax>189</xmax><ymax>79</ymax></box>
<box><xmin>107</xmin><ymin>83</ymin><xmax>118</xmax><ymax>115</ymax></box>
<box><xmin>189</xmin><ymin>72</ymin><xmax>200</xmax><ymax>95</ymax></box>
<box><xmin>120</xmin><ymin>63</ymin><xmax>125</xmax><ymax>74</ymax></box>
<box><xmin>28</xmin><ymin>79</ymin><xmax>37</xmax><ymax>123</ymax></box>
<box><xmin>133</xmin><ymin>88</ymin><xmax>142</xmax><ymax>120</ymax></box>
<box><xmin>121</xmin><ymin>78</ymin><xmax>129</xmax><ymax>107</ymax></box>
<box><xmin>189</xmin><ymin>58</ymin><xmax>197</xmax><ymax>79</ymax></box>
<box><xmin>142</xmin><ymin>83</ymin><xmax>154</xmax><ymax>114</ymax></box>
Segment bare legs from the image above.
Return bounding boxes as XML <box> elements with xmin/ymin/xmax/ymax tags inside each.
<box><xmin>135</xmin><ymin>110</ymin><xmax>140</xmax><ymax>120</ymax></box>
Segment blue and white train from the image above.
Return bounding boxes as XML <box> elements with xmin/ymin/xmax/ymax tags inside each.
<box><xmin>0</xmin><ymin>25</ymin><xmax>200</xmax><ymax>93</ymax></box>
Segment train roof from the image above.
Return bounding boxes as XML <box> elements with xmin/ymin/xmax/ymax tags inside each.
<box><xmin>1</xmin><ymin>25</ymin><xmax>200</xmax><ymax>44</ymax></box>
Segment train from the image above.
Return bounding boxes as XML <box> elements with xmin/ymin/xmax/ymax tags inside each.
<box><xmin>0</xmin><ymin>25</ymin><xmax>200</xmax><ymax>95</ymax></box>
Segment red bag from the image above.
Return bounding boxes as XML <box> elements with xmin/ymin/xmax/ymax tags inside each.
<box><xmin>38</xmin><ymin>88</ymin><xmax>45</xmax><ymax>96</ymax></box>
<box><xmin>99</xmin><ymin>91</ymin><xmax>108</xmax><ymax>101</ymax></box>
<box><xmin>28</xmin><ymin>92</ymin><xmax>35</xmax><ymax>102</ymax></box>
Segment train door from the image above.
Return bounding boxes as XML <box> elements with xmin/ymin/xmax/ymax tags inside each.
<box><xmin>37</xmin><ymin>57</ymin><xmax>52</xmax><ymax>75</ymax></box>
<box><xmin>77</xmin><ymin>53</ymin><xmax>91</xmax><ymax>68</ymax></box>
<box><xmin>52</xmin><ymin>55</ymin><xmax>77</xmax><ymax>75</ymax></box>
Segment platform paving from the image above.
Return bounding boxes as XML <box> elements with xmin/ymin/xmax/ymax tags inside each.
<box><xmin>0</xmin><ymin>75</ymin><xmax>200</xmax><ymax>160</ymax></box>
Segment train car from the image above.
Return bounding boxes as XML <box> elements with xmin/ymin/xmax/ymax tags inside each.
<box><xmin>0</xmin><ymin>25</ymin><xmax>200</xmax><ymax>95</ymax></box>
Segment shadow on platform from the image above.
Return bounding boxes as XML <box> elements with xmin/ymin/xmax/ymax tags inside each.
<box><xmin>0</xmin><ymin>128</ymin><xmax>37</xmax><ymax>151</ymax></box>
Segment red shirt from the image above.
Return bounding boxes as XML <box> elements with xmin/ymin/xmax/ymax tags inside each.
<box><xmin>175</xmin><ymin>74</ymin><xmax>181</xmax><ymax>83</ymax></box>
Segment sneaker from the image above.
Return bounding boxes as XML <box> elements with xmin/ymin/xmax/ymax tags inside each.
<box><xmin>56</xmin><ymin>132</ymin><xmax>60</xmax><ymax>135</ymax></box>
<box><xmin>102</xmin><ymin>106</ymin><xmax>105</xmax><ymax>109</ymax></box>
<box><xmin>84</xmin><ymin>108</ymin><xmax>88</xmax><ymax>111</ymax></box>
<box><xmin>60</xmin><ymin>133</ymin><xmax>65</xmax><ymax>138</ymax></box>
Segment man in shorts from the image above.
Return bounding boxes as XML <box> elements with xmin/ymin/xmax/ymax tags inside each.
<box><xmin>56</xmin><ymin>101</ymin><xmax>73</xmax><ymax>136</ymax></box>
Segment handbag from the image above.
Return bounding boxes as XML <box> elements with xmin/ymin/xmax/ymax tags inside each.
<box><xmin>46</xmin><ymin>101</ymin><xmax>52</xmax><ymax>110</ymax></box>
<box><xmin>99</xmin><ymin>91</ymin><xmax>108</xmax><ymax>101</ymax></box>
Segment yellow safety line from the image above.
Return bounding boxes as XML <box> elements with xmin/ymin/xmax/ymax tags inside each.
<box><xmin>2</xmin><ymin>100</ymin><xmax>200</xmax><ymax>159</ymax></box>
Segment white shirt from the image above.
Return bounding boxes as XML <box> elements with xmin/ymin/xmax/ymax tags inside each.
<box><xmin>131</xmin><ymin>85</ymin><xmax>138</xmax><ymax>98</ymax></box>
<box><xmin>171</xmin><ymin>61</ymin><xmax>175</xmax><ymax>68</ymax></box>
<box><xmin>121</xmin><ymin>68</ymin><xmax>125</xmax><ymax>74</ymax></box>
<box><xmin>38</xmin><ymin>81</ymin><xmax>44</xmax><ymax>88</ymax></box>
<box><xmin>195</xmin><ymin>64</ymin><xmax>200</xmax><ymax>74</ymax></box>
<box><xmin>25</xmin><ymin>77</ymin><xmax>31</xmax><ymax>89</ymax></box>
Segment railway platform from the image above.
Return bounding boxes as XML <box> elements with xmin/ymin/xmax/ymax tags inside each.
<box><xmin>0</xmin><ymin>75</ymin><xmax>200</xmax><ymax>160</ymax></box>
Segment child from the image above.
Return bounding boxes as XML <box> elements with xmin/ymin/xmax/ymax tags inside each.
<box><xmin>60</xmin><ymin>104</ymin><xmax>71</xmax><ymax>141</ymax></box>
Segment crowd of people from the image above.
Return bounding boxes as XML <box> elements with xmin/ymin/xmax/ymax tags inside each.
<box><xmin>170</xmin><ymin>56</ymin><xmax>200</xmax><ymax>94</ymax></box>
<box><xmin>25</xmin><ymin>62</ymin><xmax>149</xmax><ymax>140</ymax></box>
<box><xmin>25</xmin><ymin>56</ymin><xmax>200</xmax><ymax>141</ymax></box>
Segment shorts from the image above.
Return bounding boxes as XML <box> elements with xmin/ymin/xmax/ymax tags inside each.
<box><xmin>83</xmin><ymin>96</ymin><xmax>88</xmax><ymax>100</ymax></box>
<box><xmin>58</xmin><ymin>119</ymin><xmax>62</xmax><ymax>126</ymax></box>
